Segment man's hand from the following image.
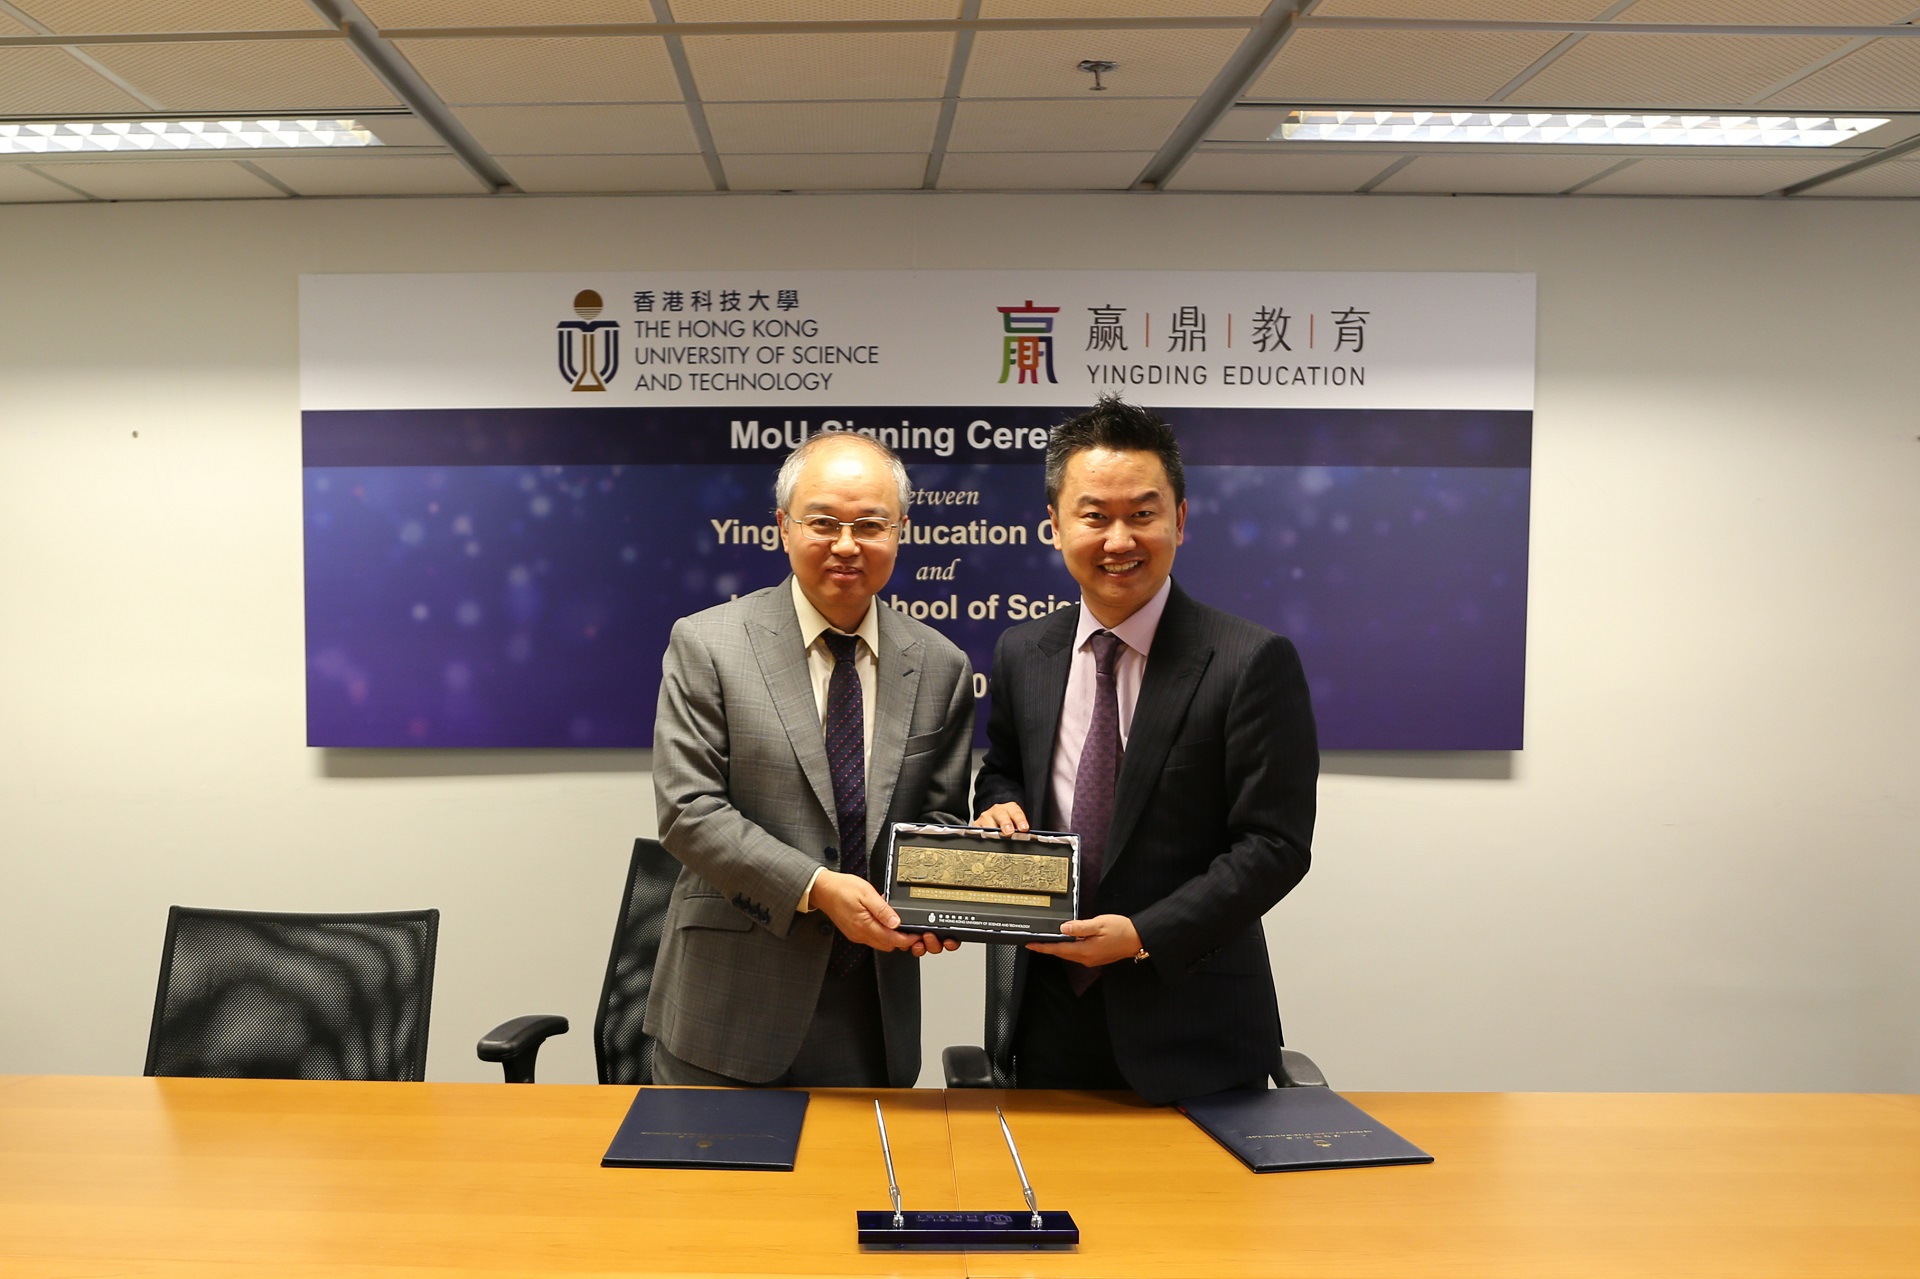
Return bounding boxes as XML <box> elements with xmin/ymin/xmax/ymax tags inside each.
<box><xmin>1027</xmin><ymin>914</ymin><xmax>1142</xmax><ymax>968</ymax></box>
<box><xmin>810</xmin><ymin>870</ymin><xmax>958</xmax><ymax>957</ymax></box>
<box><xmin>908</xmin><ymin>933</ymin><xmax>961</xmax><ymax>958</ymax></box>
<box><xmin>974</xmin><ymin>802</ymin><xmax>1031</xmax><ymax>835</ymax></box>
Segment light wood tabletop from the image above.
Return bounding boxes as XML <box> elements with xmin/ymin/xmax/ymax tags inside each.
<box><xmin>0</xmin><ymin>1075</ymin><xmax>959</xmax><ymax>1279</ymax></box>
<box><xmin>3</xmin><ymin>1076</ymin><xmax>1918</xmax><ymax>1278</ymax></box>
<box><xmin>946</xmin><ymin>1088</ymin><xmax>1920</xmax><ymax>1279</ymax></box>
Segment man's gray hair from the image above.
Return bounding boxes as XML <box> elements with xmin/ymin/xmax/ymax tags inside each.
<box><xmin>774</xmin><ymin>431</ymin><xmax>913</xmax><ymax>516</ymax></box>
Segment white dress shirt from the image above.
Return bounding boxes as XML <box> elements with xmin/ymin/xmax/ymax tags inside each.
<box><xmin>790</xmin><ymin>577</ymin><xmax>878</xmax><ymax>776</ymax></box>
<box><xmin>791</xmin><ymin>577</ymin><xmax>878</xmax><ymax>911</ymax></box>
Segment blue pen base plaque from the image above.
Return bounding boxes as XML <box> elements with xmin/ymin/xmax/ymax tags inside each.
<box><xmin>856</xmin><ymin>1210</ymin><xmax>1079</xmax><ymax>1250</ymax></box>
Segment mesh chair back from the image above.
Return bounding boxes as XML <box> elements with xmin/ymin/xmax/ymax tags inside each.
<box><xmin>145</xmin><ymin>906</ymin><xmax>439</xmax><ymax>1082</ymax></box>
<box><xmin>594</xmin><ymin>837</ymin><xmax>681</xmax><ymax>1085</ymax></box>
<box><xmin>985</xmin><ymin>945</ymin><xmax>1020</xmax><ymax>1087</ymax></box>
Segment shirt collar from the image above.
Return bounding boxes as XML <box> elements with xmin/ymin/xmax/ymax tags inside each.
<box><xmin>791</xmin><ymin>576</ymin><xmax>880</xmax><ymax>655</ymax></box>
<box><xmin>1074</xmin><ymin>576</ymin><xmax>1172</xmax><ymax>659</ymax></box>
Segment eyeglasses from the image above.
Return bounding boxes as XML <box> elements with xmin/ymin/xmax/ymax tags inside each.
<box><xmin>784</xmin><ymin>514</ymin><xmax>900</xmax><ymax>543</ymax></box>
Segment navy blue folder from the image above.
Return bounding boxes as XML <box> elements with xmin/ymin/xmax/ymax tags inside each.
<box><xmin>1177</xmin><ymin>1087</ymin><xmax>1434</xmax><ymax>1173</ymax></box>
<box><xmin>601</xmin><ymin>1087</ymin><xmax>810</xmax><ymax>1171</ymax></box>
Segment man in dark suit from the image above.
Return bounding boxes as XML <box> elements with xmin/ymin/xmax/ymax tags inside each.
<box><xmin>973</xmin><ymin>397</ymin><xmax>1318</xmax><ymax>1104</ymax></box>
<box><xmin>646</xmin><ymin>432</ymin><xmax>972</xmax><ymax>1088</ymax></box>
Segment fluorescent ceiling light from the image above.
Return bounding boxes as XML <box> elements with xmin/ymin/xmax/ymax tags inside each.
<box><xmin>1273</xmin><ymin>110</ymin><xmax>1890</xmax><ymax>148</ymax></box>
<box><xmin>0</xmin><ymin>118</ymin><xmax>382</xmax><ymax>155</ymax></box>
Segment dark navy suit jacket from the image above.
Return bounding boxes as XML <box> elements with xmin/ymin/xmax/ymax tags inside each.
<box><xmin>972</xmin><ymin>579</ymin><xmax>1318</xmax><ymax>1103</ymax></box>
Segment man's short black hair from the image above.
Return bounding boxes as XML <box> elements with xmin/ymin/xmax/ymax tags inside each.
<box><xmin>1044</xmin><ymin>395</ymin><xmax>1186</xmax><ymax>508</ymax></box>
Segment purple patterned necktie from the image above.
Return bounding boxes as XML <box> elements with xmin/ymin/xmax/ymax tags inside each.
<box><xmin>1068</xmin><ymin>629</ymin><xmax>1125</xmax><ymax>995</ymax></box>
<box><xmin>821</xmin><ymin>631</ymin><xmax>869</xmax><ymax>976</ymax></box>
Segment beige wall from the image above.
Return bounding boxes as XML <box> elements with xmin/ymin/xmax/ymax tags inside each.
<box><xmin>0</xmin><ymin>191</ymin><xmax>1914</xmax><ymax>1089</ymax></box>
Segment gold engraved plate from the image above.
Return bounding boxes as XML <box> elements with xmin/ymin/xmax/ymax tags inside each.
<box><xmin>895</xmin><ymin>845</ymin><xmax>1070</xmax><ymax>894</ymax></box>
<box><xmin>909</xmin><ymin>886</ymin><xmax>1053</xmax><ymax>908</ymax></box>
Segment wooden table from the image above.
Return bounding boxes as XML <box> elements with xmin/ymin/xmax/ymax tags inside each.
<box><xmin>3</xmin><ymin>1076</ymin><xmax>1917</xmax><ymax>1278</ymax></box>
<box><xmin>945</xmin><ymin>1089</ymin><xmax>1920</xmax><ymax>1279</ymax></box>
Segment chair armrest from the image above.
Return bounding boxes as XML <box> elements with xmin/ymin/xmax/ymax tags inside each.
<box><xmin>1275</xmin><ymin>1047</ymin><xmax>1328</xmax><ymax>1088</ymax></box>
<box><xmin>942</xmin><ymin>1045</ymin><xmax>994</xmax><ymax>1089</ymax></box>
<box><xmin>477</xmin><ymin>1014</ymin><xmax>570</xmax><ymax>1084</ymax></box>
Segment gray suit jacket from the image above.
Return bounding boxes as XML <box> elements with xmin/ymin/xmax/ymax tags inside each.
<box><xmin>644</xmin><ymin>580</ymin><xmax>975</xmax><ymax>1085</ymax></box>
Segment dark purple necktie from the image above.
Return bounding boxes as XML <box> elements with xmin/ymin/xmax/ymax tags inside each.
<box><xmin>1068</xmin><ymin>629</ymin><xmax>1125</xmax><ymax>995</ymax></box>
<box><xmin>821</xmin><ymin>631</ymin><xmax>870</xmax><ymax>976</ymax></box>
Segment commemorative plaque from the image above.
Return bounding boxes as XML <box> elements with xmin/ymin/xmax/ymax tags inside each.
<box><xmin>883</xmin><ymin>822</ymin><xmax>1080</xmax><ymax>943</ymax></box>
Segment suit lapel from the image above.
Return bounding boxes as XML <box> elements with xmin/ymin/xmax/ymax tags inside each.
<box><xmin>998</xmin><ymin>608</ymin><xmax>1075</xmax><ymax>1065</ymax></box>
<box><xmin>1107</xmin><ymin>584</ymin><xmax>1211</xmax><ymax>870</ymax></box>
<box><xmin>747</xmin><ymin>582</ymin><xmax>838</xmax><ymax>827</ymax></box>
<box><xmin>865</xmin><ymin>605</ymin><xmax>923</xmax><ymax>856</ymax></box>
<box><xmin>1025</xmin><ymin>606</ymin><xmax>1079</xmax><ymax>824</ymax></box>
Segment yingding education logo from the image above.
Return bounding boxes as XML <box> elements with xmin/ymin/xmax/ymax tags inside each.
<box><xmin>556</xmin><ymin>289</ymin><xmax>620</xmax><ymax>392</ymax></box>
<box><xmin>996</xmin><ymin>299</ymin><xmax>1059</xmax><ymax>384</ymax></box>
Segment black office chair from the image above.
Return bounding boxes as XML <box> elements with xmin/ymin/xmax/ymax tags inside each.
<box><xmin>941</xmin><ymin>945</ymin><xmax>1329</xmax><ymax>1089</ymax></box>
<box><xmin>477</xmin><ymin>837</ymin><xmax>679</xmax><ymax>1084</ymax></box>
<box><xmin>145</xmin><ymin>905</ymin><xmax>439</xmax><ymax>1082</ymax></box>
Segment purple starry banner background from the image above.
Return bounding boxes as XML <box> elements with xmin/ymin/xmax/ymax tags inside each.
<box><xmin>300</xmin><ymin>271</ymin><xmax>1534</xmax><ymax>750</ymax></box>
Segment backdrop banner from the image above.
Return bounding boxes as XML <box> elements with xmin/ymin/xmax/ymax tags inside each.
<box><xmin>301</xmin><ymin>270</ymin><xmax>1534</xmax><ymax>750</ymax></box>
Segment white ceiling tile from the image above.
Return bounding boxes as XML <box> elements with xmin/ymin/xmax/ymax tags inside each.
<box><xmin>1511</xmin><ymin>34</ymin><xmax>1853</xmax><ymax>107</ymax></box>
<box><xmin>979</xmin><ymin>1</ymin><xmax>1263</xmax><ymax>15</ymax></box>
<box><xmin>359</xmin><ymin>1</ymin><xmax>659</xmax><ymax>26</ymax></box>
<box><xmin>947</xmin><ymin>97</ymin><xmax>1187</xmax><ymax>151</ymax></box>
<box><xmin>0</xmin><ymin>47</ymin><xmax>148</xmax><ymax>115</ymax></box>
<box><xmin>1762</xmin><ymin>39</ymin><xmax>1920</xmax><ymax>109</ymax></box>
<box><xmin>1372</xmin><ymin>152</ymin><xmax>1622</xmax><ymax>193</ymax></box>
<box><xmin>499</xmin><ymin>153</ymin><xmax>714</xmax><ymax>192</ymax></box>
<box><xmin>1301</xmin><ymin>0</ymin><xmax>1920</xmax><ymax>20</ymax></box>
<box><xmin>453</xmin><ymin>104</ymin><xmax>701</xmax><ymax>154</ymax></box>
<box><xmin>395</xmin><ymin>36</ymin><xmax>684</xmax><ymax>104</ymax></box>
<box><xmin>14</xmin><ymin>0</ymin><xmax>1903</xmax><ymax>207</ymax></box>
<box><xmin>683</xmin><ymin>32</ymin><xmax>953</xmax><ymax>101</ymax></box>
<box><xmin>1797</xmin><ymin>154</ymin><xmax>1920</xmax><ymax>196</ymax></box>
<box><xmin>675</xmin><ymin>1</ymin><xmax>959</xmax><ymax>17</ymax></box>
<box><xmin>357</xmin><ymin>115</ymin><xmax>441</xmax><ymax>145</ymax></box>
<box><xmin>0</xmin><ymin>12</ymin><xmax>31</xmax><ymax>34</ymax></box>
<box><xmin>962</xmin><ymin>27</ymin><xmax>1244</xmax><ymax>99</ymax></box>
<box><xmin>1575</xmin><ymin>154</ymin><xmax>1849</xmax><ymax>194</ymax></box>
<box><xmin>30</xmin><ymin>159</ymin><xmax>288</xmax><ymax>199</ymax></box>
<box><xmin>249</xmin><ymin>154</ymin><xmax>490</xmax><ymax>194</ymax></box>
<box><xmin>1247</xmin><ymin>30</ymin><xmax>1567</xmax><ymax>103</ymax></box>
<box><xmin>1167</xmin><ymin>150</ymin><xmax>1400</xmax><ymax>191</ymax></box>
<box><xmin>705</xmin><ymin>101</ymin><xmax>939</xmax><ymax>153</ymax></box>
<box><xmin>0</xmin><ymin>165</ymin><xmax>86</xmax><ymax>201</ymax></box>
<box><xmin>9</xmin><ymin>0</ymin><xmax>329</xmax><ymax>32</ymax></box>
<box><xmin>88</xmin><ymin>39</ymin><xmax>401</xmax><ymax>111</ymax></box>
<box><xmin>1206</xmin><ymin>105</ymin><xmax>1290</xmax><ymax>142</ymax></box>
<box><xmin>938</xmin><ymin>149</ymin><xmax>1152</xmax><ymax>189</ymax></box>
<box><xmin>1310</xmin><ymin>0</ymin><xmax>1607</xmax><ymax>15</ymax></box>
<box><xmin>723</xmin><ymin>152</ymin><xmax>926</xmax><ymax>190</ymax></box>
<box><xmin>1609</xmin><ymin>0</ymin><xmax>1919</xmax><ymax>21</ymax></box>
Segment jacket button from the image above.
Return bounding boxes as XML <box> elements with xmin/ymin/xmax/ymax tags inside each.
<box><xmin>818</xmin><ymin>919</ymin><xmax>833</xmax><ymax>935</ymax></box>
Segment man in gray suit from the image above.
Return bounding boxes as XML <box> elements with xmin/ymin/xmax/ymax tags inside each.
<box><xmin>645</xmin><ymin>432</ymin><xmax>974</xmax><ymax>1088</ymax></box>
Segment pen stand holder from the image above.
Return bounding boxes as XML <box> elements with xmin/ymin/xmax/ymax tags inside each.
<box><xmin>862</xmin><ymin>1101</ymin><xmax>1075</xmax><ymax>1250</ymax></box>
<box><xmin>856</xmin><ymin>1210</ymin><xmax>1079</xmax><ymax>1249</ymax></box>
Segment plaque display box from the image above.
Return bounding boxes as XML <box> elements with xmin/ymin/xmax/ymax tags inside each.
<box><xmin>882</xmin><ymin>822</ymin><xmax>1080</xmax><ymax>943</ymax></box>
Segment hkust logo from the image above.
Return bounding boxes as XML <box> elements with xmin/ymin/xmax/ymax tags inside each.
<box><xmin>997</xmin><ymin>299</ymin><xmax>1059</xmax><ymax>384</ymax></box>
<box><xmin>557</xmin><ymin>289</ymin><xmax>620</xmax><ymax>392</ymax></box>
